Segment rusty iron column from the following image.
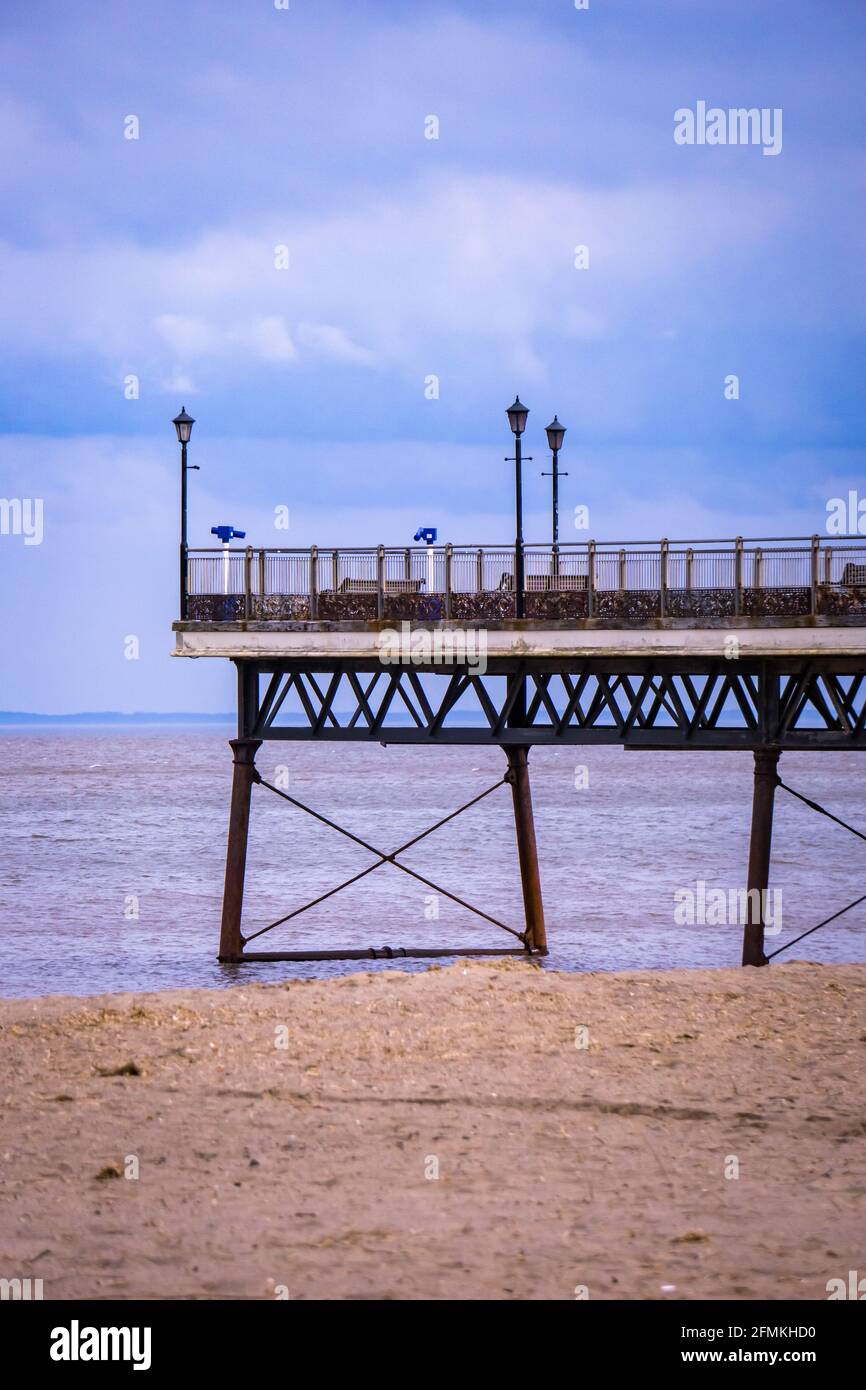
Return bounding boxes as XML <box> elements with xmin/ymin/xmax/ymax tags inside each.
<box><xmin>505</xmin><ymin>745</ymin><xmax>547</xmax><ymax>954</ymax></box>
<box><xmin>742</xmin><ymin>748</ymin><xmax>780</xmax><ymax>967</ymax></box>
<box><xmin>218</xmin><ymin>737</ymin><xmax>263</xmax><ymax>962</ymax></box>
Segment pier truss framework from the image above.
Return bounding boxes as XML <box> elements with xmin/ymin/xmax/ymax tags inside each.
<box><xmin>213</xmin><ymin>652</ymin><xmax>866</xmax><ymax>970</ymax></box>
<box><xmin>236</xmin><ymin>655</ymin><xmax>866</xmax><ymax>750</ymax></box>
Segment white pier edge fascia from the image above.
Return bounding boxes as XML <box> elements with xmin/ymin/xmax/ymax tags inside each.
<box><xmin>173</xmin><ymin>625</ymin><xmax>866</xmax><ymax>662</ymax></box>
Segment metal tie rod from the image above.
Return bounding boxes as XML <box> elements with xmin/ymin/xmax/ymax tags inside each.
<box><xmin>767</xmin><ymin>779</ymin><xmax>866</xmax><ymax>958</ymax></box>
<box><xmin>245</xmin><ymin>774</ymin><xmax>525</xmax><ymax>946</ymax></box>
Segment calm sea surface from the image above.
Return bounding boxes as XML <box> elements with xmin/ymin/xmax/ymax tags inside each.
<box><xmin>1</xmin><ymin>728</ymin><xmax>864</xmax><ymax>997</ymax></box>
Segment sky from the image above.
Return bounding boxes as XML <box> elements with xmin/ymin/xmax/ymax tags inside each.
<box><xmin>1</xmin><ymin>0</ymin><xmax>865</xmax><ymax>711</ymax></box>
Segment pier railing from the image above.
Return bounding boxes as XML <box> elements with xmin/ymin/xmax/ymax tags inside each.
<box><xmin>183</xmin><ymin>536</ymin><xmax>866</xmax><ymax>623</ymax></box>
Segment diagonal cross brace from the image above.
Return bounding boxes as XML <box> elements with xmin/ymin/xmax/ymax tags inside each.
<box><xmin>766</xmin><ymin>779</ymin><xmax>866</xmax><ymax>960</ymax></box>
<box><xmin>243</xmin><ymin>773</ymin><xmax>526</xmax><ymax>948</ymax></box>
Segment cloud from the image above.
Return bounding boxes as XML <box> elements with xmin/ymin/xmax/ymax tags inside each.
<box><xmin>0</xmin><ymin>2</ymin><xmax>863</xmax><ymax>446</ymax></box>
<box><xmin>0</xmin><ymin>172</ymin><xmax>790</xmax><ymax>388</ymax></box>
<box><xmin>160</xmin><ymin>372</ymin><xmax>197</xmax><ymax>396</ymax></box>
<box><xmin>296</xmin><ymin>323</ymin><xmax>377</xmax><ymax>366</ymax></box>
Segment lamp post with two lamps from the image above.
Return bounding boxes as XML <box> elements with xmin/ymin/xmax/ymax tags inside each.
<box><xmin>506</xmin><ymin>397</ymin><xmax>568</xmax><ymax>608</ymax></box>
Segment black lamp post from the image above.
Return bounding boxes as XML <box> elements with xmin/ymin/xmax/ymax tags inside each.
<box><xmin>173</xmin><ymin>407</ymin><xmax>196</xmax><ymax>618</ymax></box>
<box><xmin>506</xmin><ymin>396</ymin><xmax>530</xmax><ymax>617</ymax></box>
<box><xmin>542</xmin><ymin>416</ymin><xmax>567</xmax><ymax>576</ymax></box>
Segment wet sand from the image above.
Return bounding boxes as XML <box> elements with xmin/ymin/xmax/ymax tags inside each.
<box><xmin>1</xmin><ymin>959</ymin><xmax>864</xmax><ymax>1300</ymax></box>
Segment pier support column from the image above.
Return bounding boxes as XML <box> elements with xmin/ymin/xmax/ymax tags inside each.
<box><xmin>742</xmin><ymin>748</ymin><xmax>781</xmax><ymax>967</ymax></box>
<box><xmin>218</xmin><ymin>738</ymin><xmax>262</xmax><ymax>962</ymax></box>
<box><xmin>505</xmin><ymin>745</ymin><xmax>547</xmax><ymax>955</ymax></box>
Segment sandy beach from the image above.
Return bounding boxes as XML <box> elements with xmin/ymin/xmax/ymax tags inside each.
<box><xmin>1</xmin><ymin>959</ymin><xmax>864</xmax><ymax>1301</ymax></box>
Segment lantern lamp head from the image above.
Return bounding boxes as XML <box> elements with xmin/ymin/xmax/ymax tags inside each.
<box><xmin>506</xmin><ymin>395</ymin><xmax>529</xmax><ymax>436</ymax></box>
<box><xmin>545</xmin><ymin>416</ymin><xmax>566</xmax><ymax>452</ymax></box>
<box><xmin>173</xmin><ymin>407</ymin><xmax>195</xmax><ymax>443</ymax></box>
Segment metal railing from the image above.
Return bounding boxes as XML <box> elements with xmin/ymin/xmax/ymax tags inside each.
<box><xmin>183</xmin><ymin>536</ymin><xmax>866</xmax><ymax>619</ymax></box>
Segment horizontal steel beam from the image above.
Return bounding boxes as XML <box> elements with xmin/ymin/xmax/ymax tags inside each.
<box><xmin>238</xmin><ymin>946</ymin><xmax>529</xmax><ymax>961</ymax></box>
<box><xmin>240</xmin><ymin>727</ymin><xmax>866</xmax><ymax>750</ymax></box>
<box><xmin>237</xmin><ymin>654</ymin><xmax>866</xmax><ymax>676</ymax></box>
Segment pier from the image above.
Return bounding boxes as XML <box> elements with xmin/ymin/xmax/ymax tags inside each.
<box><xmin>174</xmin><ymin>532</ymin><xmax>866</xmax><ymax>968</ymax></box>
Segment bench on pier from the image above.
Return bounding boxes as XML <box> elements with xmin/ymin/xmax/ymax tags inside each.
<box><xmin>840</xmin><ymin>564</ymin><xmax>866</xmax><ymax>587</ymax></box>
<box><xmin>498</xmin><ymin>572</ymin><xmax>589</xmax><ymax>593</ymax></box>
<box><xmin>338</xmin><ymin>577</ymin><xmax>426</xmax><ymax>594</ymax></box>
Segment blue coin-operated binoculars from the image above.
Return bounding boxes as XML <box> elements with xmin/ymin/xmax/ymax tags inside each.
<box><xmin>211</xmin><ymin>525</ymin><xmax>246</xmax><ymax>595</ymax></box>
<box><xmin>414</xmin><ymin>527</ymin><xmax>437</xmax><ymax>593</ymax></box>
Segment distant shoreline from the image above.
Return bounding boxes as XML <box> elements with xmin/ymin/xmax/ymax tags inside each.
<box><xmin>0</xmin><ymin>710</ymin><xmax>493</xmax><ymax>729</ymax></box>
<box><xmin>0</xmin><ymin>712</ymin><xmax>235</xmax><ymax>727</ymax></box>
